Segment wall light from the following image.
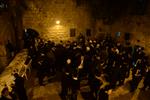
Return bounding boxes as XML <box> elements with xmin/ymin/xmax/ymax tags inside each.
<box><xmin>56</xmin><ymin>20</ymin><xmax>60</xmax><ymax>25</ymax></box>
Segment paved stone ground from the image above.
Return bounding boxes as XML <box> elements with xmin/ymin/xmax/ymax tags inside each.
<box><xmin>25</xmin><ymin>70</ymin><xmax>150</xmax><ymax>100</ymax></box>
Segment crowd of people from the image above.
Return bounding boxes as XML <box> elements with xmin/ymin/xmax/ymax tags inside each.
<box><xmin>26</xmin><ymin>34</ymin><xmax>150</xmax><ymax>100</ymax></box>
<box><xmin>1</xmin><ymin>33</ymin><xmax>150</xmax><ymax>100</ymax></box>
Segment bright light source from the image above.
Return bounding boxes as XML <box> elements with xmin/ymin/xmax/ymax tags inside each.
<box><xmin>56</xmin><ymin>20</ymin><xmax>60</xmax><ymax>25</ymax></box>
<box><xmin>25</xmin><ymin>29</ymin><xmax>27</xmax><ymax>32</ymax></box>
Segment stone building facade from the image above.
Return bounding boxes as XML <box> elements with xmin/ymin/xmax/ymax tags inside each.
<box><xmin>23</xmin><ymin>0</ymin><xmax>150</xmax><ymax>48</ymax></box>
<box><xmin>23</xmin><ymin>0</ymin><xmax>94</xmax><ymax>43</ymax></box>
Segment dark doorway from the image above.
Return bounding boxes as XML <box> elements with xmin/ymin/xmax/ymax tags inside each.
<box><xmin>70</xmin><ymin>28</ymin><xmax>76</xmax><ymax>37</ymax></box>
<box><xmin>86</xmin><ymin>29</ymin><xmax>91</xmax><ymax>37</ymax></box>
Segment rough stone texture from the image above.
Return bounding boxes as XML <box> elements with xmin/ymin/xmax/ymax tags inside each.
<box><xmin>23</xmin><ymin>0</ymin><xmax>150</xmax><ymax>53</ymax></box>
<box><xmin>94</xmin><ymin>6</ymin><xmax>150</xmax><ymax>54</ymax></box>
<box><xmin>0</xmin><ymin>0</ymin><xmax>25</xmax><ymax>69</ymax></box>
<box><xmin>23</xmin><ymin>0</ymin><xmax>94</xmax><ymax>43</ymax></box>
<box><xmin>0</xmin><ymin>12</ymin><xmax>16</xmax><ymax>69</ymax></box>
<box><xmin>96</xmin><ymin>16</ymin><xmax>150</xmax><ymax>54</ymax></box>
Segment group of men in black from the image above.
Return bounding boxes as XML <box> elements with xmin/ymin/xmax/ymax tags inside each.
<box><xmin>1</xmin><ymin>33</ymin><xmax>150</xmax><ymax>100</ymax></box>
<box><xmin>26</xmin><ymin>34</ymin><xmax>150</xmax><ymax>100</ymax></box>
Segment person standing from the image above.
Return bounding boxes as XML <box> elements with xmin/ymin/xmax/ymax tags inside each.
<box><xmin>6</xmin><ymin>40</ymin><xmax>15</xmax><ymax>59</ymax></box>
<box><xmin>142</xmin><ymin>67</ymin><xmax>150</xmax><ymax>91</ymax></box>
<box><xmin>14</xmin><ymin>73</ymin><xmax>28</xmax><ymax>100</ymax></box>
<box><xmin>60</xmin><ymin>58</ymin><xmax>72</xmax><ymax>99</ymax></box>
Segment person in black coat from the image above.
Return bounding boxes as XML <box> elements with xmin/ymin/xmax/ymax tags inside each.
<box><xmin>6</xmin><ymin>40</ymin><xmax>14</xmax><ymax>58</ymax></box>
<box><xmin>60</xmin><ymin>58</ymin><xmax>72</xmax><ymax>99</ymax></box>
<box><xmin>71</xmin><ymin>72</ymin><xmax>80</xmax><ymax>100</ymax></box>
<box><xmin>142</xmin><ymin>67</ymin><xmax>150</xmax><ymax>91</ymax></box>
<box><xmin>14</xmin><ymin>73</ymin><xmax>28</xmax><ymax>100</ymax></box>
<box><xmin>130</xmin><ymin>69</ymin><xmax>142</xmax><ymax>92</ymax></box>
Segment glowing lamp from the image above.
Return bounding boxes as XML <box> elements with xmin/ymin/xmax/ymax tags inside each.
<box><xmin>56</xmin><ymin>20</ymin><xmax>60</xmax><ymax>25</ymax></box>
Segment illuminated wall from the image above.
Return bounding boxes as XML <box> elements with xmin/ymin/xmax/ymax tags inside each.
<box><xmin>23</xmin><ymin>0</ymin><xmax>150</xmax><ymax>55</ymax></box>
<box><xmin>23</xmin><ymin>0</ymin><xmax>94</xmax><ymax>43</ymax></box>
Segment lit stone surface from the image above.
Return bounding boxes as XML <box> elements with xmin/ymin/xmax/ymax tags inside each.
<box><xmin>0</xmin><ymin>49</ymin><xmax>28</xmax><ymax>95</ymax></box>
<box><xmin>23</xmin><ymin>0</ymin><xmax>150</xmax><ymax>52</ymax></box>
<box><xmin>23</xmin><ymin>0</ymin><xmax>93</xmax><ymax>42</ymax></box>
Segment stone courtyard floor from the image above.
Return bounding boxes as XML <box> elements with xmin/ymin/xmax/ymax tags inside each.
<box><xmin>26</xmin><ymin>70</ymin><xmax>150</xmax><ymax>100</ymax></box>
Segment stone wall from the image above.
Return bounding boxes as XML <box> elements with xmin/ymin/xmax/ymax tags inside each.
<box><xmin>23</xmin><ymin>0</ymin><xmax>94</xmax><ymax>43</ymax></box>
<box><xmin>0</xmin><ymin>0</ymin><xmax>25</xmax><ymax>69</ymax></box>
<box><xmin>94</xmin><ymin>7</ymin><xmax>150</xmax><ymax>54</ymax></box>
<box><xmin>23</xmin><ymin>0</ymin><xmax>150</xmax><ymax>54</ymax></box>
<box><xmin>0</xmin><ymin>12</ymin><xmax>16</xmax><ymax>69</ymax></box>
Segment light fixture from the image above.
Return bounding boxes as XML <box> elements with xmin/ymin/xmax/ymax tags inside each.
<box><xmin>56</xmin><ymin>20</ymin><xmax>60</xmax><ymax>25</ymax></box>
